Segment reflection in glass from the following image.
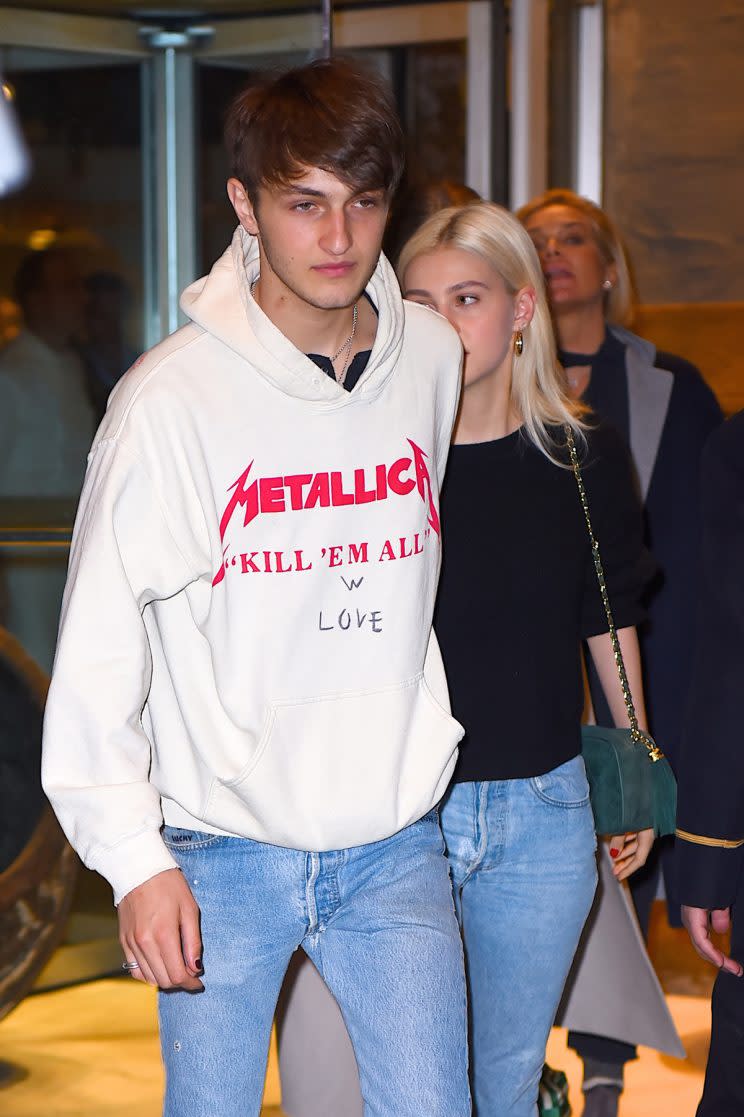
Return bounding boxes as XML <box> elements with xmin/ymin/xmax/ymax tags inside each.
<box><xmin>199</xmin><ymin>56</ymin><xmax>309</xmax><ymax>275</ymax></box>
<box><xmin>0</xmin><ymin>58</ymin><xmax>143</xmax><ymax>671</ymax></box>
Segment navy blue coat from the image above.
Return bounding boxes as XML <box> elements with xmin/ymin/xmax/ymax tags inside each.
<box><xmin>676</xmin><ymin>411</ymin><xmax>744</xmax><ymax>910</ymax></box>
<box><xmin>571</xmin><ymin>327</ymin><xmax>723</xmax><ymax>919</ymax></box>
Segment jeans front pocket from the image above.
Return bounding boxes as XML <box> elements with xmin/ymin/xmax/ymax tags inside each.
<box><xmin>530</xmin><ymin>755</ymin><xmax>591</xmax><ymax>808</ymax></box>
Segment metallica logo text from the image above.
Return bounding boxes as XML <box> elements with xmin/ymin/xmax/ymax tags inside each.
<box><xmin>212</xmin><ymin>438</ymin><xmax>439</xmax><ymax>588</ymax></box>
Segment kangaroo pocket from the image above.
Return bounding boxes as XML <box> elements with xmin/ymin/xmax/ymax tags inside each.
<box><xmin>203</xmin><ymin>673</ymin><xmax>463</xmax><ymax>850</ymax></box>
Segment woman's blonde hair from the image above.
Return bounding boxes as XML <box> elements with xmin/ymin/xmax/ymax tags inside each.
<box><xmin>397</xmin><ymin>201</ymin><xmax>586</xmax><ymax>464</ymax></box>
<box><xmin>515</xmin><ymin>188</ymin><xmax>634</xmax><ymax>326</ymax></box>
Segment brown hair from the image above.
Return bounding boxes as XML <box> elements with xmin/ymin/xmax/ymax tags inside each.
<box><xmin>385</xmin><ymin>179</ymin><xmax>482</xmax><ymax>262</ymax></box>
<box><xmin>516</xmin><ymin>188</ymin><xmax>635</xmax><ymax>326</ymax></box>
<box><xmin>224</xmin><ymin>57</ymin><xmax>405</xmax><ymax>203</ymax></box>
<box><xmin>13</xmin><ymin>248</ymin><xmax>75</xmax><ymax>315</ymax></box>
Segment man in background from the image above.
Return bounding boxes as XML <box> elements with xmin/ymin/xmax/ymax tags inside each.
<box><xmin>0</xmin><ymin>248</ymin><xmax>94</xmax><ymax>668</ymax></box>
<box><xmin>677</xmin><ymin>409</ymin><xmax>744</xmax><ymax>1116</ymax></box>
<box><xmin>80</xmin><ymin>270</ymin><xmax>138</xmax><ymax>420</ymax></box>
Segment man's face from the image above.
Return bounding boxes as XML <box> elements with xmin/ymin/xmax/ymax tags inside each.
<box><xmin>229</xmin><ymin>167</ymin><xmax>389</xmax><ymax>311</ymax></box>
<box><xmin>30</xmin><ymin>253</ymin><xmax>86</xmax><ymax>343</ymax></box>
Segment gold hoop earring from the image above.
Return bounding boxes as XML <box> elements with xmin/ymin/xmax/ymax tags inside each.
<box><xmin>514</xmin><ymin>331</ymin><xmax>524</xmax><ymax>356</ymax></box>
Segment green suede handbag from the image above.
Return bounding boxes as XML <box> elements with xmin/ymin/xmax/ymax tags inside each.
<box><xmin>566</xmin><ymin>426</ymin><xmax>677</xmax><ymax>838</ymax></box>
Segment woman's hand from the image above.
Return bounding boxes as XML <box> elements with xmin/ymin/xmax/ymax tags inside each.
<box><xmin>607</xmin><ymin>829</ymin><xmax>654</xmax><ymax>880</ymax></box>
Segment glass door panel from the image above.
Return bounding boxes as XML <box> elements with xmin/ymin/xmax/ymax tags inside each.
<box><xmin>0</xmin><ymin>19</ymin><xmax>150</xmax><ymax>999</ymax></box>
<box><xmin>0</xmin><ymin>48</ymin><xmax>146</xmax><ymax>677</ymax></box>
<box><xmin>196</xmin><ymin>3</ymin><xmax>499</xmax><ymax>271</ymax></box>
<box><xmin>195</xmin><ymin>9</ymin><xmax>324</xmax><ymax>274</ymax></box>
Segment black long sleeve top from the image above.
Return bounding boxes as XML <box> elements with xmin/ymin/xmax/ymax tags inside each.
<box><xmin>675</xmin><ymin>411</ymin><xmax>744</xmax><ymax>910</ymax></box>
<box><xmin>435</xmin><ymin>422</ymin><xmax>652</xmax><ymax>783</ymax></box>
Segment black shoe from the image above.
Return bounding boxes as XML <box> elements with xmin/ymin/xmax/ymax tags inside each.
<box><xmin>582</xmin><ymin>1084</ymin><xmax>621</xmax><ymax>1117</ymax></box>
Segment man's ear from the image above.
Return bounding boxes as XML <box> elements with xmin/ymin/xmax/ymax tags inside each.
<box><xmin>227</xmin><ymin>178</ymin><xmax>259</xmax><ymax>235</ymax></box>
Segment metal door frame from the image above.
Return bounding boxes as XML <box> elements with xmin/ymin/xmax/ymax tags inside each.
<box><xmin>1</xmin><ymin>2</ymin><xmax>509</xmax><ymax>342</ymax></box>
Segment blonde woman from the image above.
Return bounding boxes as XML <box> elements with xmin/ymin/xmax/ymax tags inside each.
<box><xmin>399</xmin><ymin>203</ymin><xmax>655</xmax><ymax>1116</ymax></box>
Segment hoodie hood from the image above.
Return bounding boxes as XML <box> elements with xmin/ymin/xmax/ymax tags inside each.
<box><xmin>180</xmin><ymin>225</ymin><xmax>405</xmax><ymax>405</ymax></box>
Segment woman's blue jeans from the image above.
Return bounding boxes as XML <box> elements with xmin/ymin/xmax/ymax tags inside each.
<box><xmin>441</xmin><ymin>756</ymin><xmax>598</xmax><ymax>1117</ymax></box>
<box><xmin>158</xmin><ymin>810</ymin><xmax>470</xmax><ymax>1117</ymax></box>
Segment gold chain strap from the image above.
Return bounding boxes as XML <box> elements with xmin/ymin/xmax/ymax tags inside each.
<box><xmin>565</xmin><ymin>425</ymin><xmax>663</xmax><ymax>762</ymax></box>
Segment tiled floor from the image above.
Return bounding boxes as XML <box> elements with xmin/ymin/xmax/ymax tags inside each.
<box><xmin>543</xmin><ymin>904</ymin><xmax>718</xmax><ymax>1115</ymax></box>
<box><xmin>0</xmin><ymin>902</ymin><xmax>720</xmax><ymax>1116</ymax></box>
<box><xmin>546</xmin><ymin>995</ymin><xmax>709</xmax><ymax>1116</ymax></box>
<box><xmin>0</xmin><ymin>979</ymin><xmax>283</xmax><ymax>1116</ymax></box>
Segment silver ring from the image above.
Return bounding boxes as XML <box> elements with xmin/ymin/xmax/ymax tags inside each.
<box><xmin>122</xmin><ymin>960</ymin><xmax>140</xmax><ymax>972</ymax></box>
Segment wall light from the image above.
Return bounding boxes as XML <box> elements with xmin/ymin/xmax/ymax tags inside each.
<box><xmin>27</xmin><ymin>228</ymin><xmax>58</xmax><ymax>251</ymax></box>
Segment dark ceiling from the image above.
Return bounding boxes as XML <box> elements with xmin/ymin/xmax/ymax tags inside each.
<box><xmin>0</xmin><ymin>0</ymin><xmax>424</xmax><ymax>15</ymax></box>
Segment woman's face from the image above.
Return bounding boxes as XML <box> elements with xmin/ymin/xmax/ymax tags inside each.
<box><xmin>402</xmin><ymin>246</ymin><xmax>526</xmax><ymax>390</ymax></box>
<box><xmin>522</xmin><ymin>204</ymin><xmax>615</xmax><ymax>318</ymax></box>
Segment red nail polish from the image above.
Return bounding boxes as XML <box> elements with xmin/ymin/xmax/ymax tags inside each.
<box><xmin>610</xmin><ymin>848</ymin><xmax>620</xmax><ymax>858</ymax></box>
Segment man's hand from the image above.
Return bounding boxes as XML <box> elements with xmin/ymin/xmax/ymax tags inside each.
<box><xmin>681</xmin><ymin>905</ymin><xmax>743</xmax><ymax>976</ymax></box>
<box><xmin>118</xmin><ymin>868</ymin><xmax>204</xmax><ymax>991</ymax></box>
<box><xmin>607</xmin><ymin>828</ymin><xmax>655</xmax><ymax>881</ymax></box>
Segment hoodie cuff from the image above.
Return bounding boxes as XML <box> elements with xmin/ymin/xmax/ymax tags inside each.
<box><xmin>88</xmin><ymin>828</ymin><xmax>180</xmax><ymax>907</ymax></box>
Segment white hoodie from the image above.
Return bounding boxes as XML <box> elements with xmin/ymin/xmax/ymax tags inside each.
<box><xmin>42</xmin><ymin>228</ymin><xmax>464</xmax><ymax>905</ymax></box>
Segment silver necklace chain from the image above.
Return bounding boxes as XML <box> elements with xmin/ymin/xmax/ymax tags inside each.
<box><xmin>250</xmin><ymin>279</ymin><xmax>358</xmax><ymax>388</ymax></box>
<box><xmin>332</xmin><ymin>302</ymin><xmax>358</xmax><ymax>386</ymax></box>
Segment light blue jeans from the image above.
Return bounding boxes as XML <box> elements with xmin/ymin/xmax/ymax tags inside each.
<box><xmin>441</xmin><ymin>756</ymin><xmax>598</xmax><ymax>1117</ymax></box>
<box><xmin>158</xmin><ymin>810</ymin><xmax>470</xmax><ymax>1117</ymax></box>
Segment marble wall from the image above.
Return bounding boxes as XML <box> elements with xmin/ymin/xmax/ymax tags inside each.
<box><xmin>603</xmin><ymin>0</ymin><xmax>744</xmax><ymax>304</ymax></box>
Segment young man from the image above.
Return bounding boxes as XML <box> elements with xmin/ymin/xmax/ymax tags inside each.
<box><xmin>42</xmin><ymin>59</ymin><xmax>469</xmax><ymax>1116</ymax></box>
